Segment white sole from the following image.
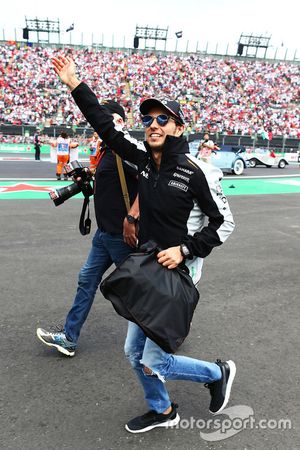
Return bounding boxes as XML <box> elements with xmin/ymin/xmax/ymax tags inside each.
<box><xmin>36</xmin><ymin>329</ymin><xmax>75</xmax><ymax>357</ymax></box>
<box><xmin>210</xmin><ymin>360</ymin><xmax>236</xmax><ymax>415</ymax></box>
<box><xmin>125</xmin><ymin>413</ymin><xmax>180</xmax><ymax>433</ymax></box>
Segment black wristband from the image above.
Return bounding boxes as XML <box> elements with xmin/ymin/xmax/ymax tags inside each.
<box><xmin>126</xmin><ymin>214</ymin><xmax>136</xmax><ymax>224</ymax></box>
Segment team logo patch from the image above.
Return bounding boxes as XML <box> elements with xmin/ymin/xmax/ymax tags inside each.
<box><xmin>215</xmin><ymin>182</ymin><xmax>223</xmax><ymax>195</ymax></box>
<box><xmin>215</xmin><ymin>181</ymin><xmax>228</xmax><ymax>203</ymax></box>
<box><xmin>173</xmin><ymin>172</ymin><xmax>190</xmax><ymax>183</ymax></box>
<box><xmin>168</xmin><ymin>180</ymin><xmax>188</xmax><ymax>192</ymax></box>
<box><xmin>176</xmin><ymin>166</ymin><xmax>194</xmax><ymax>175</ymax></box>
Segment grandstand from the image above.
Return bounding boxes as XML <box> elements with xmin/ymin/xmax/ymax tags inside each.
<box><xmin>0</xmin><ymin>41</ymin><xmax>300</xmax><ymax>151</ymax></box>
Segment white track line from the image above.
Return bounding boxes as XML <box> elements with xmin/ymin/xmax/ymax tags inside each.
<box><xmin>0</xmin><ymin>174</ymin><xmax>299</xmax><ymax>182</ymax></box>
<box><xmin>226</xmin><ymin>173</ymin><xmax>300</xmax><ymax>180</ymax></box>
<box><xmin>0</xmin><ymin>178</ymin><xmax>64</xmax><ymax>181</ymax></box>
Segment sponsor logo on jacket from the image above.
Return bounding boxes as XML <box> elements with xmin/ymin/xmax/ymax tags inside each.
<box><xmin>176</xmin><ymin>166</ymin><xmax>194</xmax><ymax>175</ymax></box>
<box><xmin>173</xmin><ymin>172</ymin><xmax>190</xmax><ymax>183</ymax></box>
<box><xmin>168</xmin><ymin>180</ymin><xmax>189</xmax><ymax>192</ymax></box>
<box><xmin>215</xmin><ymin>181</ymin><xmax>228</xmax><ymax>203</ymax></box>
<box><xmin>140</xmin><ymin>163</ymin><xmax>150</xmax><ymax>179</ymax></box>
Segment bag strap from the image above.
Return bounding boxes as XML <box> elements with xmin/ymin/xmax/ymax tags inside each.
<box><xmin>116</xmin><ymin>154</ymin><xmax>131</xmax><ymax>213</ymax></box>
<box><xmin>79</xmin><ymin>144</ymin><xmax>106</xmax><ymax>236</ymax></box>
<box><xmin>94</xmin><ymin>144</ymin><xmax>106</xmax><ymax>169</ymax></box>
<box><xmin>79</xmin><ymin>196</ymin><xmax>91</xmax><ymax>236</ymax></box>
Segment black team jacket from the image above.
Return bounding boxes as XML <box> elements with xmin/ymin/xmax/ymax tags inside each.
<box><xmin>72</xmin><ymin>82</ymin><xmax>235</xmax><ymax>283</ymax></box>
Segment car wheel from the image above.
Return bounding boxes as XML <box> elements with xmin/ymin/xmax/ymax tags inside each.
<box><xmin>249</xmin><ymin>158</ymin><xmax>256</xmax><ymax>168</ymax></box>
<box><xmin>232</xmin><ymin>159</ymin><xmax>244</xmax><ymax>175</ymax></box>
<box><xmin>278</xmin><ymin>160</ymin><xmax>286</xmax><ymax>169</ymax></box>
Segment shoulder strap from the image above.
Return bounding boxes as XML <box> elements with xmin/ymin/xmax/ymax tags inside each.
<box><xmin>79</xmin><ymin>197</ymin><xmax>91</xmax><ymax>235</ymax></box>
<box><xmin>116</xmin><ymin>154</ymin><xmax>131</xmax><ymax>213</ymax></box>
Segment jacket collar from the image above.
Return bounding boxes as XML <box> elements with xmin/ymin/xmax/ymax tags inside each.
<box><xmin>144</xmin><ymin>135</ymin><xmax>189</xmax><ymax>160</ymax></box>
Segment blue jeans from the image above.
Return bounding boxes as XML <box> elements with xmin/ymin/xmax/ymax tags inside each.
<box><xmin>64</xmin><ymin>229</ymin><xmax>132</xmax><ymax>343</ymax></box>
<box><xmin>124</xmin><ymin>322</ymin><xmax>222</xmax><ymax>413</ymax></box>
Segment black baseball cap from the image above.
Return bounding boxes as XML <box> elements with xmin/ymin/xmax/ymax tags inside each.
<box><xmin>140</xmin><ymin>98</ymin><xmax>185</xmax><ymax>124</ymax></box>
<box><xmin>102</xmin><ymin>100</ymin><xmax>125</xmax><ymax>121</ymax></box>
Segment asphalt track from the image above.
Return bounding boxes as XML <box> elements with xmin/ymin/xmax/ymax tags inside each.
<box><xmin>1</xmin><ymin>160</ymin><xmax>300</xmax><ymax>450</ymax></box>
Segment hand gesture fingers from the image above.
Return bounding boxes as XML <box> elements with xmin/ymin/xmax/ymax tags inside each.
<box><xmin>52</xmin><ymin>55</ymin><xmax>76</xmax><ymax>84</ymax></box>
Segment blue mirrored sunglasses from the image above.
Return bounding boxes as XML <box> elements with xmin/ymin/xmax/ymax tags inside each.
<box><xmin>141</xmin><ymin>114</ymin><xmax>176</xmax><ymax>128</ymax></box>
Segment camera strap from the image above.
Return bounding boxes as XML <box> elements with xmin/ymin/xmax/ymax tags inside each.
<box><xmin>116</xmin><ymin>155</ymin><xmax>130</xmax><ymax>212</ymax></box>
<box><xmin>79</xmin><ymin>196</ymin><xmax>91</xmax><ymax>235</ymax></box>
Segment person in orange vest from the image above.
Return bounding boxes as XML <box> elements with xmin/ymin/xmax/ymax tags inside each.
<box><xmin>89</xmin><ymin>131</ymin><xmax>102</xmax><ymax>173</ymax></box>
<box><xmin>51</xmin><ymin>132</ymin><xmax>79</xmax><ymax>180</ymax></box>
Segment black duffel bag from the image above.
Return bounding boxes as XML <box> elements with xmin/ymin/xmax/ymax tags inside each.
<box><xmin>100</xmin><ymin>241</ymin><xmax>199</xmax><ymax>353</ymax></box>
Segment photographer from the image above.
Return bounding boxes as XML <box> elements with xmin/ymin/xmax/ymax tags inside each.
<box><xmin>37</xmin><ymin>101</ymin><xmax>139</xmax><ymax>356</ymax></box>
<box><xmin>50</xmin><ymin>55</ymin><xmax>236</xmax><ymax>433</ymax></box>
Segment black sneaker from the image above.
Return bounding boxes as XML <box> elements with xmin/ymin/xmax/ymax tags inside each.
<box><xmin>125</xmin><ymin>403</ymin><xmax>180</xmax><ymax>433</ymax></box>
<box><xmin>205</xmin><ymin>359</ymin><xmax>236</xmax><ymax>414</ymax></box>
<box><xmin>36</xmin><ymin>326</ymin><xmax>76</xmax><ymax>357</ymax></box>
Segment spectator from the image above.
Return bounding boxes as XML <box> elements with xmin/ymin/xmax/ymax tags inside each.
<box><xmin>33</xmin><ymin>129</ymin><xmax>41</xmax><ymax>161</ymax></box>
<box><xmin>1</xmin><ymin>44</ymin><xmax>299</xmax><ymax>137</ymax></box>
<box><xmin>197</xmin><ymin>132</ymin><xmax>216</xmax><ymax>163</ymax></box>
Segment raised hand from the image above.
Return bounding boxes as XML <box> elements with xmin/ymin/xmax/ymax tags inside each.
<box><xmin>52</xmin><ymin>55</ymin><xmax>80</xmax><ymax>90</ymax></box>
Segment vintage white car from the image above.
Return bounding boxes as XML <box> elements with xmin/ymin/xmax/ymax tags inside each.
<box><xmin>188</xmin><ymin>142</ymin><xmax>248</xmax><ymax>175</ymax></box>
<box><xmin>246</xmin><ymin>148</ymin><xmax>288</xmax><ymax>168</ymax></box>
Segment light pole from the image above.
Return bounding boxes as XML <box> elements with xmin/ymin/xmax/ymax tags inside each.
<box><xmin>175</xmin><ymin>31</ymin><xmax>182</xmax><ymax>52</ymax></box>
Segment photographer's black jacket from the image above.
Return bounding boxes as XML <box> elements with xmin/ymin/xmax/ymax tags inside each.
<box><xmin>72</xmin><ymin>83</ymin><xmax>235</xmax><ymax>274</ymax></box>
<box><xmin>94</xmin><ymin>148</ymin><xmax>138</xmax><ymax>234</ymax></box>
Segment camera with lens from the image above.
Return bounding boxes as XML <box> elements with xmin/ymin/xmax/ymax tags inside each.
<box><xmin>49</xmin><ymin>160</ymin><xmax>94</xmax><ymax>206</ymax></box>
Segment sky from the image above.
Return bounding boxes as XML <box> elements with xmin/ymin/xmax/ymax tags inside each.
<box><xmin>1</xmin><ymin>0</ymin><xmax>299</xmax><ymax>59</ymax></box>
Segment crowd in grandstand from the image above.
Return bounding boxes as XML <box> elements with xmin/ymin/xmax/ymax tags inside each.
<box><xmin>1</xmin><ymin>43</ymin><xmax>300</xmax><ymax>137</ymax></box>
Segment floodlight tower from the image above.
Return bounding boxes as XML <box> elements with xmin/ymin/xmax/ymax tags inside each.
<box><xmin>237</xmin><ymin>33</ymin><xmax>271</xmax><ymax>58</ymax></box>
<box><xmin>134</xmin><ymin>25</ymin><xmax>169</xmax><ymax>50</ymax></box>
<box><xmin>24</xmin><ymin>17</ymin><xmax>61</xmax><ymax>43</ymax></box>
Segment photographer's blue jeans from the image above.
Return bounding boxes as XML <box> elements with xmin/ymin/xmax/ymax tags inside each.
<box><xmin>64</xmin><ymin>229</ymin><xmax>132</xmax><ymax>343</ymax></box>
<box><xmin>124</xmin><ymin>322</ymin><xmax>222</xmax><ymax>413</ymax></box>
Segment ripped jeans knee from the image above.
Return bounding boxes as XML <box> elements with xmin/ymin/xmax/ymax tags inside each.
<box><xmin>140</xmin><ymin>352</ymin><xmax>173</xmax><ymax>383</ymax></box>
<box><xmin>141</xmin><ymin>364</ymin><xmax>165</xmax><ymax>383</ymax></box>
<box><xmin>143</xmin><ymin>365</ymin><xmax>153</xmax><ymax>375</ymax></box>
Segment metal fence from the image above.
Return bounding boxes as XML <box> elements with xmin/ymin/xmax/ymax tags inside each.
<box><xmin>1</xmin><ymin>32</ymin><xmax>299</xmax><ymax>63</ymax></box>
<box><xmin>1</xmin><ymin>124</ymin><xmax>300</xmax><ymax>152</ymax></box>
<box><xmin>188</xmin><ymin>133</ymin><xmax>300</xmax><ymax>152</ymax></box>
